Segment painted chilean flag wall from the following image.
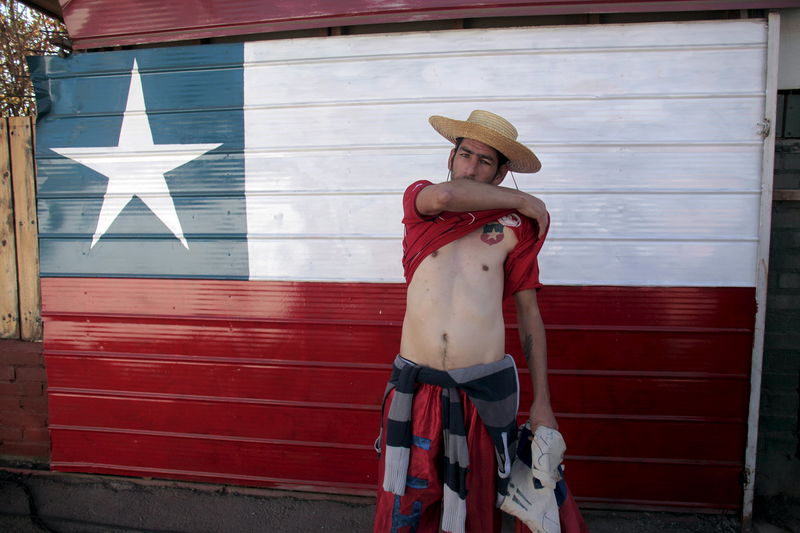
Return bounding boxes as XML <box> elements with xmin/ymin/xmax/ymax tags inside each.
<box><xmin>31</xmin><ymin>19</ymin><xmax>767</xmax><ymax>510</ymax></box>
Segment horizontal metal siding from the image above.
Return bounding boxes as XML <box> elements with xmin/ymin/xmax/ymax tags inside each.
<box><xmin>32</xmin><ymin>19</ymin><xmax>768</xmax><ymax>511</ymax></box>
<box><xmin>36</xmin><ymin>22</ymin><xmax>768</xmax><ymax>286</ymax></box>
<box><xmin>240</xmin><ymin>21</ymin><xmax>766</xmax><ymax>286</ymax></box>
<box><xmin>42</xmin><ymin>278</ymin><xmax>754</xmax><ymax>508</ymax></box>
<box><xmin>60</xmin><ymin>0</ymin><xmax>791</xmax><ymax>49</ymax></box>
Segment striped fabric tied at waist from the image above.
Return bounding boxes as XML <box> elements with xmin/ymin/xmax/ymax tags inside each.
<box><xmin>379</xmin><ymin>354</ymin><xmax>520</xmax><ymax>533</ymax></box>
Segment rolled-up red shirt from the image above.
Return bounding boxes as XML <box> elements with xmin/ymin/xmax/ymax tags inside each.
<box><xmin>401</xmin><ymin>179</ymin><xmax>549</xmax><ymax>300</ymax></box>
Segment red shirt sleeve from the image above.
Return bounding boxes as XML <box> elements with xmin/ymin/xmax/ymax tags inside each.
<box><xmin>402</xmin><ymin>179</ymin><xmax>435</xmax><ymax>223</ymax></box>
<box><xmin>503</xmin><ymin>214</ymin><xmax>550</xmax><ymax>300</ymax></box>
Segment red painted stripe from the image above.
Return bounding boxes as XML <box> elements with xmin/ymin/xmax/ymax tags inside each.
<box><xmin>49</xmin><ymin>394</ymin><xmax>745</xmax><ymax>462</ymax></box>
<box><xmin>49</xmin><ymin>393</ymin><xmax>377</xmax><ymax>448</ymax></box>
<box><xmin>566</xmin><ymin>459</ymin><xmax>742</xmax><ymax>509</ymax></box>
<box><xmin>50</xmin><ymin>429</ymin><xmax>377</xmax><ymax>494</ymax></box>
<box><xmin>41</xmin><ymin>277</ymin><xmax>755</xmax><ymax>510</ymax></box>
<box><xmin>45</xmin><ymin>354</ymin><xmax>748</xmax><ymax>419</ymax></box>
<box><xmin>48</xmin><ymin>429</ymin><xmax>741</xmax><ymax>508</ymax></box>
<box><xmin>43</xmin><ymin>318</ymin><xmax>752</xmax><ymax>374</ymax></box>
<box><xmin>42</xmin><ymin>278</ymin><xmax>755</xmax><ymax>329</ymax></box>
<box><xmin>62</xmin><ymin>0</ymin><xmax>790</xmax><ymax>49</ymax></box>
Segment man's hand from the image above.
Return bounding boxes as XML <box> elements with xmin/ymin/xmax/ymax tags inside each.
<box><xmin>518</xmin><ymin>194</ymin><xmax>548</xmax><ymax>239</ymax></box>
<box><xmin>528</xmin><ymin>399</ymin><xmax>558</xmax><ymax>432</ymax></box>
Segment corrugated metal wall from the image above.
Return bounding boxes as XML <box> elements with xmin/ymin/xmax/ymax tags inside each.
<box><xmin>42</xmin><ymin>280</ymin><xmax>754</xmax><ymax>507</ymax></box>
<box><xmin>33</xmin><ymin>19</ymin><xmax>768</xmax><ymax>510</ymax></box>
<box><xmin>241</xmin><ymin>21</ymin><xmax>766</xmax><ymax>287</ymax></box>
<box><xmin>56</xmin><ymin>0</ymin><xmax>784</xmax><ymax>49</ymax></box>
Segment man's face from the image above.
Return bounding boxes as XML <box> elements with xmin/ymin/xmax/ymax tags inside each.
<box><xmin>449</xmin><ymin>138</ymin><xmax>507</xmax><ymax>185</ymax></box>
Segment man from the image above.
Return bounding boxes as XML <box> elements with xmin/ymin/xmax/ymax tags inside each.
<box><xmin>374</xmin><ymin>110</ymin><xmax>582</xmax><ymax>533</ymax></box>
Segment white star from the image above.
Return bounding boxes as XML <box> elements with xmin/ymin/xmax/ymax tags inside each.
<box><xmin>52</xmin><ymin>59</ymin><xmax>221</xmax><ymax>249</ymax></box>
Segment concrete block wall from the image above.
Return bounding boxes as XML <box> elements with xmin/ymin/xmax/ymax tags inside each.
<box><xmin>0</xmin><ymin>339</ymin><xmax>49</xmax><ymax>463</ymax></box>
<box><xmin>756</xmin><ymin>138</ymin><xmax>800</xmax><ymax>499</ymax></box>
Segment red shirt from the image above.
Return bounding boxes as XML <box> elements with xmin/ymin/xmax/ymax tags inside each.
<box><xmin>401</xmin><ymin>180</ymin><xmax>549</xmax><ymax>300</ymax></box>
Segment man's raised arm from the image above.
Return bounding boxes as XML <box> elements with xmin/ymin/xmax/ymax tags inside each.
<box><xmin>416</xmin><ymin>180</ymin><xmax>548</xmax><ymax>237</ymax></box>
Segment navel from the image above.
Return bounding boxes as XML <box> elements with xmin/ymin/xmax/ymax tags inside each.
<box><xmin>482</xmin><ymin>264</ymin><xmax>489</xmax><ymax>271</ymax></box>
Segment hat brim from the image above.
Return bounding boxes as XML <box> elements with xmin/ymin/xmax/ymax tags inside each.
<box><xmin>429</xmin><ymin>115</ymin><xmax>541</xmax><ymax>173</ymax></box>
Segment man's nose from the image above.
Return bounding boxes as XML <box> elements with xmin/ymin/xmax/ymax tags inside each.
<box><xmin>465</xmin><ymin>157</ymin><xmax>480</xmax><ymax>175</ymax></box>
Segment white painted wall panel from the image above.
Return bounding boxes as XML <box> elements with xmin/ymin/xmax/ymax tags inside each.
<box><xmin>243</xmin><ymin>48</ymin><xmax>765</xmax><ymax>103</ymax></box>
<box><xmin>243</xmin><ymin>20</ymin><xmax>766</xmax><ymax>61</ymax></box>
<box><xmin>540</xmin><ymin>241</ymin><xmax>758</xmax><ymax>287</ymax></box>
<box><xmin>244</xmin><ymin>20</ymin><xmax>768</xmax><ymax>287</ymax></box>
<box><xmin>245</xmin><ymin>193</ymin><xmax>758</xmax><ymax>240</ymax></box>
<box><xmin>244</xmin><ymin>147</ymin><xmax>762</xmax><ymax>193</ymax></box>
<box><xmin>247</xmin><ymin>98</ymin><xmax>763</xmax><ymax>147</ymax></box>
<box><xmin>245</xmin><ymin>238</ymin><xmax>757</xmax><ymax>287</ymax></box>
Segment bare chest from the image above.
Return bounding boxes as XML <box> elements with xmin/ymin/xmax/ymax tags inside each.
<box><xmin>417</xmin><ymin>218</ymin><xmax>519</xmax><ymax>279</ymax></box>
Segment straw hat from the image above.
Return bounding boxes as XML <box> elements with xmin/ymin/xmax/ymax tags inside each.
<box><xmin>429</xmin><ymin>110</ymin><xmax>541</xmax><ymax>173</ymax></box>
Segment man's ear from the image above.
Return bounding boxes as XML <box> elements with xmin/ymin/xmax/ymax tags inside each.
<box><xmin>492</xmin><ymin>164</ymin><xmax>509</xmax><ymax>185</ymax></box>
<box><xmin>447</xmin><ymin>148</ymin><xmax>456</xmax><ymax>171</ymax></box>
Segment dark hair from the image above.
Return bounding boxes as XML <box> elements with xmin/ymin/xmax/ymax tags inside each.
<box><xmin>454</xmin><ymin>137</ymin><xmax>509</xmax><ymax>168</ymax></box>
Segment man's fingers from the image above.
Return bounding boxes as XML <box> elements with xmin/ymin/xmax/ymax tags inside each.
<box><xmin>534</xmin><ymin>214</ymin><xmax>546</xmax><ymax>238</ymax></box>
<box><xmin>537</xmin><ymin>212</ymin><xmax>550</xmax><ymax>238</ymax></box>
<box><xmin>520</xmin><ymin>195</ymin><xmax>547</xmax><ymax>238</ymax></box>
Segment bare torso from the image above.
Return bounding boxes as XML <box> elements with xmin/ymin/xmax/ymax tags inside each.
<box><xmin>400</xmin><ymin>219</ymin><xmax>519</xmax><ymax>370</ymax></box>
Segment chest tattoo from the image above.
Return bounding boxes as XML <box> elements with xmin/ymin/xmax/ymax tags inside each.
<box><xmin>481</xmin><ymin>223</ymin><xmax>504</xmax><ymax>245</ymax></box>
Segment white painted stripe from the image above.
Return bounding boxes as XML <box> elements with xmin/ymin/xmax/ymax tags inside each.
<box><xmin>245</xmin><ymin>238</ymin><xmax>757</xmax><ymax>287</ymax></box>
<box><xmin>243</xmin><ymin>146</ymin><xmax>762</xmax><ymax>193</ymax></box>
<box><xmin>242</xmin><ymin>20</ymin><xmax>766</xmax><ymax>61</ymax></box>
<box><xmin>243</xmin><ymin>20</ymin><xmax>767</xmax><ymax>287</ymax></box>
<box><xmin>245</xmin><ymin>99</ymin><xmax>763</xmax><ymax>147</ymax></box>
<box><xmin>245</xmin><ymin>193</ymin><xmax>758</xmax><ymax>240</ymax></box>
<box><xmin>240</xmin><ymin>49</ymin><xmax>765</xmax><ymax>104</ymax></box>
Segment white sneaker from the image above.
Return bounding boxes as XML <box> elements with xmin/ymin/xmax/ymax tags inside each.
<box><xmin>499</xmin><ymin>425</ymin><xmax>565</xmax><ymax>533</ymax></box>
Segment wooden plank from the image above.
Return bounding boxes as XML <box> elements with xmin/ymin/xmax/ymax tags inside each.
<box><xmin>774</xmin><ymin>189</ymin><xmax>800</xmax><ymax>201</ymax></box>
<box><xmin>0</xmin><ymin>118</ymin><xmax>20</xmax><ymax>339</ymax></box>
<box><xmin>9</xmin><ymin>116</ymin><xmax>41</xmax><ymax>341</ymax></box>
<box><xmin>743</xmin><ymin>10</ymin><xmax>781</xmax><ymax>525</ymax></box>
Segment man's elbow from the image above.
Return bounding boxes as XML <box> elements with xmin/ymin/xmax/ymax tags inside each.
<box><xmin>419</xmin><ymin>184</ymin><xmax>454</xmax><ymax>215</ymax></box>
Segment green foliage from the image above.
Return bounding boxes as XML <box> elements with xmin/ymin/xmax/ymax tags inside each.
<box><xmin>0</xmin><ymin>0</ymin><xmax>68</xmax><ymax>116</ymax></box>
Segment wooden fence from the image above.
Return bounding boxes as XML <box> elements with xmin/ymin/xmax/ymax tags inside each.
<box><xmin>0</xmin><ymin>116</ymin><xmax>41</xmax><ymax>341</ymax></box>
